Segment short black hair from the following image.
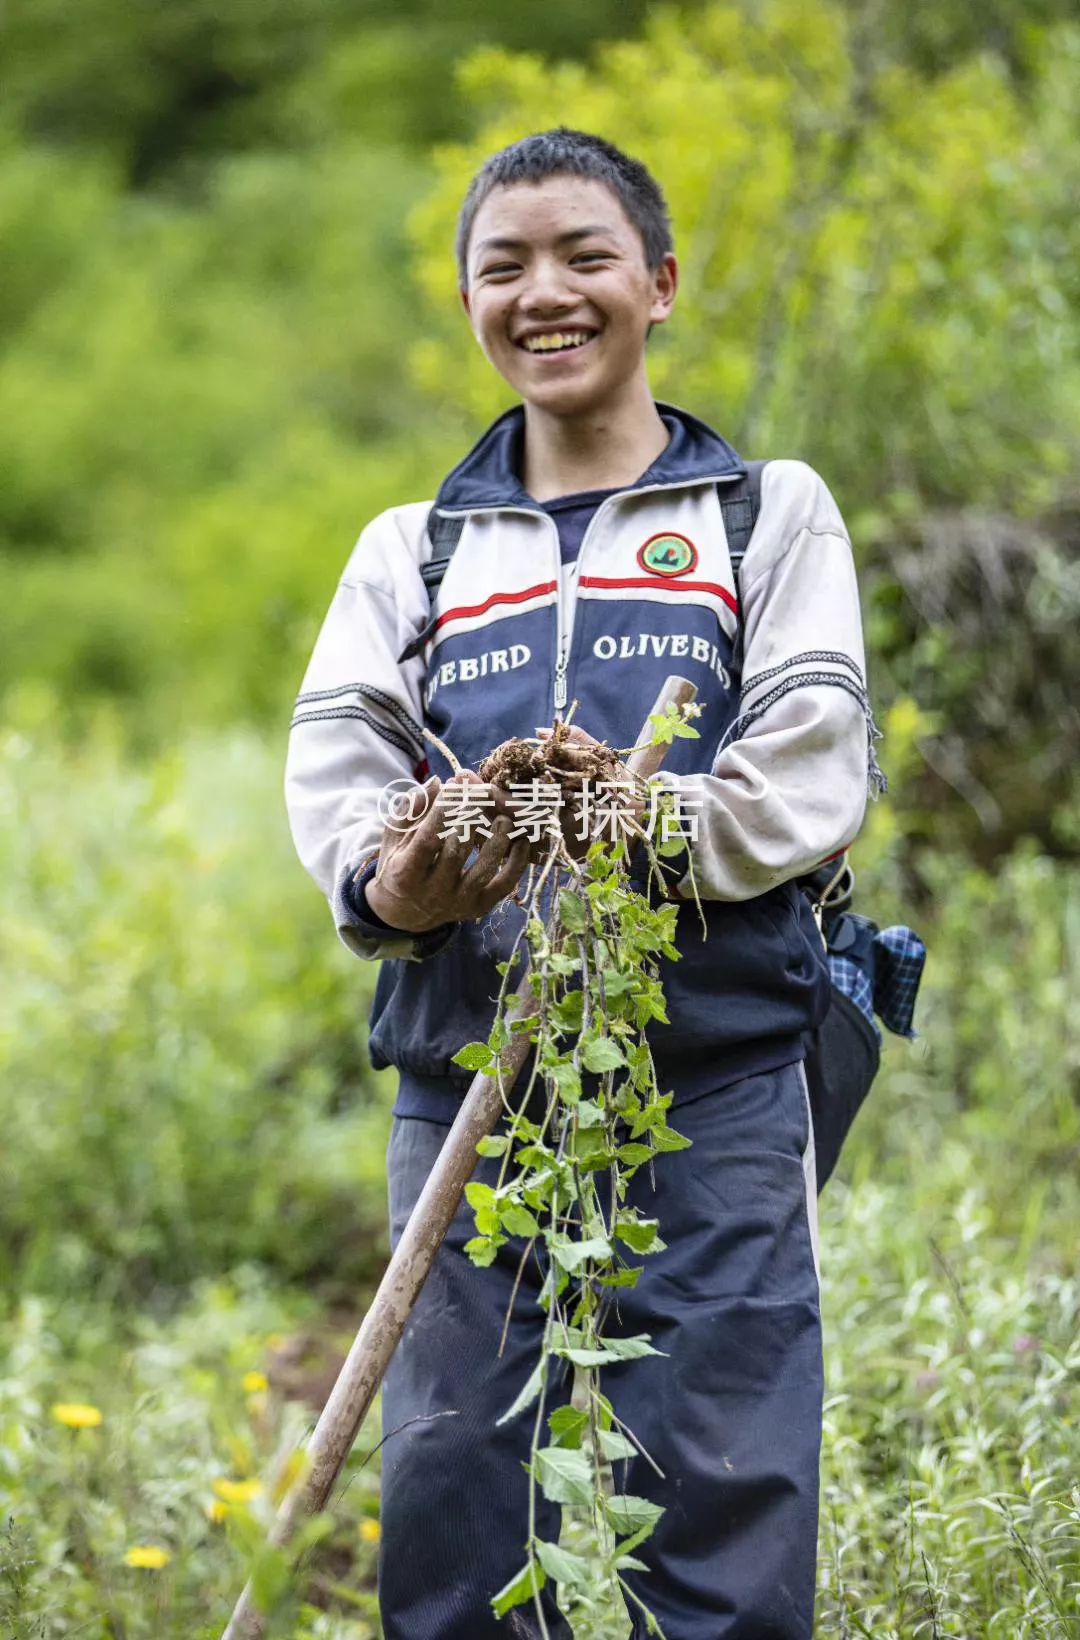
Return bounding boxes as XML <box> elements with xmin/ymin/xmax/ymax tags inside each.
<box><xmin>456</xmin><ymin>127</ymin><xmax>673</xmax><ymax>288</ymax></box>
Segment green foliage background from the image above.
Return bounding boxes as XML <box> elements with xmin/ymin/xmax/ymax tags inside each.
<box><xmin>2</xmin><ymin>1</ymin><xmax>1079</xmax><ymax>1633</ymax></box>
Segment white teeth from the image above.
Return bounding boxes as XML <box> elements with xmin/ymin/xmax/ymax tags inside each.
<box><xmin>521</xmin><ymin>331</ymin><xmax>593</xmax><ymax>353</ymax></box>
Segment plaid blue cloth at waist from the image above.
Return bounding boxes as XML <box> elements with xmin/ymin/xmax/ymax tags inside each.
<box><xmin>826</xmin><ymin>919</ymin><xmax>926</xmax><ymax>1043</ymax></box>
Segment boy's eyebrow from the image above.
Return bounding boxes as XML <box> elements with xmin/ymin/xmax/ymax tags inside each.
<box><xmin>475</xmin><ymin>225</ymin><xmax>616</xmax><ymax>254</ymax></box>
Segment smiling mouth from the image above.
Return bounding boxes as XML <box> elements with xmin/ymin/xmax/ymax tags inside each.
<box><xmin>517</xmin><ymin>330</ymin><xmax>597</xmax><ymax>355</ymax></box>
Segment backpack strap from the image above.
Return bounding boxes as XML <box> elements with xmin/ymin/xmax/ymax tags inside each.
<box><xmin>398</xmin><ymin>508</ymin><xmax>466</xmax><ymax>664</ymax></box>
<box><xmin>717</xmin><ymin>459</ymin><xmax>768</xmax><ymax>602</ymax></box>
<box><xmin>718</xmin><ymin>459</ymin><xmax>767</xmax><ymax>677</ymax></box>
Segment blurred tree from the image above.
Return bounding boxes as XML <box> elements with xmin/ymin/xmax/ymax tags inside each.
<box><xmin>410</xmin><ymin>3</ymin><xmax>1080</xmax><ymax>516</ymax></box>
<box><xmin>0</xmin><ymin>0</ymin><xmax>679</xmax><ymax>177</ymax></box>
<box><xmin>409</xmin><ymin>2</ymin><xmax>1080</xmax><ymax>861</ymax></box>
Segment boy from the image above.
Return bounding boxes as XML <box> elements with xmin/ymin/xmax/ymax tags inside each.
<box><xmin>286</xmin><ymin>129</ymin><xmax>875</xmax><ymax>1639</ymax></box>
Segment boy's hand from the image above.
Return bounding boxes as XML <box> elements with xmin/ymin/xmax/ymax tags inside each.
<box><xmin>363</xmin><ymin>772</ymin><xmax>532</xmax><ymax>933</ymax></box>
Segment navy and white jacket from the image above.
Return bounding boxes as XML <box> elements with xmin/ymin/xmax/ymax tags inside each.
<box><xmin>285</xmin><ymin>404</ymin><xmax>878</xmax><ymax>1098</ymax></box>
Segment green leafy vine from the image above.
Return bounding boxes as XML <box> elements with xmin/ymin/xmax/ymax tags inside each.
<box><xmin>451</xmin><ymin>701</ymin><xmax>704</xmax><ymax>1636</ymax></box>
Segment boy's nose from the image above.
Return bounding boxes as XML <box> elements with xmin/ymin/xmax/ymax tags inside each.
<box><xmin>519</xmin><ymin>260</ymin><xmax>577</xmax><ymax>314</ymax></box>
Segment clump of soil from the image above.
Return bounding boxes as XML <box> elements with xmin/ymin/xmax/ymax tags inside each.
<box><xmin>479</xmin><ymin>720</ymin><xmax>623</xmax><ymax>798</ymax></box>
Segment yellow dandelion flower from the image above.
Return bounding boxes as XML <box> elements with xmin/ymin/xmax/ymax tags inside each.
<box><xmin>359</xmin><ymin>1518</ymin><xmax>381</xmax><ymax>1545</ymax></box>
<box><xmin>212</xmin><ymin>1477</ymin><xmax>264</xmax><ymax>1505</ymax></box>
<box><xmin>51</xmin><ymin>1402</ymin><xmax>103</xmax><ymax>1430</ymax></box>
<box><xmin>205</xmin><ymin>1499</ymin><xmax>230</xmax><ymax>1524</ymax></box>
<box><xmin>241</xmin><ymin>1371</ymin><xmax>268</xmax><ymax>1395</ymax></box>
<box><xmin>124</xmin><ymin>1545</ymin><xmax>172</xmax><ymax>1570</ymax></box>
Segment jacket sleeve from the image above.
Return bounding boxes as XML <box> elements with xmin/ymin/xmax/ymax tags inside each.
<box><xmin>284</xmin><ymin>503</ymin><xmax>457</xmax><ymax>962</ymax></box>
<box><xmin>655</xmin><ymin>461</ymin><xmax>883</xmax><ymax>902</ymax></box>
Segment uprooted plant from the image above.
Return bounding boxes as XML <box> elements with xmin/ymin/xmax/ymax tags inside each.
<box><xmin>430</xmin><ymin>700</ymin><xmax>705</xmax><ymax>1636</ymax></box>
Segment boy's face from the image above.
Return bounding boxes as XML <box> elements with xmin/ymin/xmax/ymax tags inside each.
<box><xmin>461</xmin><ymin>175</ymin><xmax>677</xmax><ymax>419</ymax></box>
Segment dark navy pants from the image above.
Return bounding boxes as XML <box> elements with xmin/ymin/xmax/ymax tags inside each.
<box><xmin>378</xmin><ymin>1063</ymin><xmax>822</xmax><ymax>1639</ymax></box>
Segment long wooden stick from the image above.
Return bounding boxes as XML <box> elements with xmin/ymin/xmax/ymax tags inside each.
<box><xmin>221</xmin><ymin>674</ymin><xmax>697</xmax><ymax>1639</ymax></box>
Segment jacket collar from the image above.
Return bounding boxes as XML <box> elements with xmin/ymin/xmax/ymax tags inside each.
<box><xmin>433</xmin><ymin>401</ymin><xmax>745</xmax><ymax>514</ymax></box>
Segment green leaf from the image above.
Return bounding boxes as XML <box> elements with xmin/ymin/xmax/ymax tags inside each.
<box><xmin>558</xmin><ymin>889</ymin><xmax>588</xmax><ymax>932</ymax></box>
<box><xmin>533</xmin><ymin>1445</ymin><xmax>594</xmax><ymax>1507</ymax></box>
<box><xmin>476</xmin><ymin>1134</ymin><xmax>510</xmax><ymax>1158</ymax></box>
<box><xmin>465</xmin><ymin>1182</ymin><xmax>496</xmax><ymax>1211</ymax></box>
<box><xmin>549</xmin><ymin>1234</ymin><xmax>612</xmax><ymax>1274</ymax></box>
<box><xmin>649</xmin><ymin>1124</ymin><xmax>692</xmax><ymax>1153</ymax></box>
<box><xmin>515</xmin><ymin>1143</ymin><xmax>553</xmax><ymax>1169</ymax></box>
<box><xmin>488</xmin><ymin>1017</ymin><xmax>509</xmax><ymax>1053</ymax></box>
<box><xmin>602</xmin><ymin>1335</ymin><xmax>665</xmax><ymax>1362</ymax></box>
<box><xmin>599</xmin><ymin>968</ymin><xmax>637</xmax><ymax>999</ymax></box>
<box><xmin>605</xmin><ymin>1494</ymin><xmax>665</xmax><ymax>1537</ymax></box>
<box><xmin>534</xmin><ymin>1539</ymin><xmax>592</xmax><ymax>1588</ymax></box>
<box><xmin>597</xmin><ymin>1266</ymin><xmax>643</xmax><ymax>1289</ymax></box>
<box><xmin>597</xmin><ymin>1429</ymin><xmax>638</xmax><ymax>1463</ymax></box>
<box><xmin>491</xmin><ymin>1560</ymin><xmax>546</xmax><ymax>1618</ymax></box>
<box><xmin>451</xmin><ymin>1041</ymin><xmax>494</xmax><ymax>1072</ymax></box>
<box><xmin>614</xmin><ymin>1553</ymin><xmax>650</xmax><ymax>1572</ymax></box>
<box><xmin>575</xmin><ymin>1097</ymin><xmax>605</xmax><ymax>1127</ymax></box>
<box><xmin>560</xmin><ymin>1344</ymin><xmax>620</xmax><ymax>1367</ymax></box>
<box><xmin>549</xmin><ymin>1060</ymin><xmax>581</xmax><ymax>1103</ymax></box>
<box><xmin>570</xmin><ymin>1124</ymin><xmax>611</xmax><ymax>1167</ymax></box>
<box><xmin>582</xmin><ymin>1035</ymin><xmax>626</xmax><ymax>1073</ymax></box>
<box><xmin>613</xmin><ymin>1216</ymin><xmax>663</xmax><ymax>1253</ymax></box>
<box><xmin>501</xmin><ymin>1203</ymin><xmax>540</xmax><ymax>1239</ymax></box>
<box><xmin>615</xmin><ymin>1143</ymin><xmax>655</xmax><ymax>1168</ymax></box>
<box><xmin>629</xmin><ymin>1094</ymin><xmax>673</xmax><ymax>1138</ymax></box>
<box><xmin>496</xmin><ymin>1359</ymin><xmax>545</xmax><ymax>1426</ymax></box>
<box><xmin>548</xmin><ymin>1406</ymin><xmax>589</xmax><ymax>1448</ymax></box>
<box><xmin>463</xmin><ymin>1235</ymin><xmax>500</xmax><ymax>1267</ymax></box>
<box><xmin>551</xmin><ymin>991</ymin><xmax>584</xmax><ymax>1031</ymax></box>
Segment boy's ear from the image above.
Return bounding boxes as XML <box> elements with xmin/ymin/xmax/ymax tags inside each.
<box><xmin>460</xmin><ymin>285</ymin><xmax>472</xmax><ymax>322</ymax></box>
<box><xmin>649</xmin><ymin>253</ymin><xmax>679</xmax><ymax>328</ymax></box>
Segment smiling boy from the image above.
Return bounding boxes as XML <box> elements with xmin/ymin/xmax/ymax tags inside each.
<box><xmin>286</xmin><ymin>129</ymin><xmax>876</xmax><ymax>1638</ymax></box>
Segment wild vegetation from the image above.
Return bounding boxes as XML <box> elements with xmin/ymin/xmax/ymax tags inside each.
<box><xmin>2</xmin><ymin>0</ymin><xmax>1078</xmax><ymax>1633</ymax></box>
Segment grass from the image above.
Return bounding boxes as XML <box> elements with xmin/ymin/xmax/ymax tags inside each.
<box><xmin>1</xmin><ymin>717</ymin><xmax>1078</xmax><ymax>1635</ymax></box>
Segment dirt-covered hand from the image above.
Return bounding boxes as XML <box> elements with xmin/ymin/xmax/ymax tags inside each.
<box><xmin>363</xmin><ymin>772</ymin><xmax>531</xmax><ymax>932</ymax></box>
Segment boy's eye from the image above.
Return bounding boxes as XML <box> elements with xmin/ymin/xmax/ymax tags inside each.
<box><xmin>571</xmin><ymin>252</ymin><xmax>610</xmax><ymax>265</ymax></box>
<box><xmin>480</xmin><ymin>263</ymin><xmax>521</xmax><ymax>280</ymax></box>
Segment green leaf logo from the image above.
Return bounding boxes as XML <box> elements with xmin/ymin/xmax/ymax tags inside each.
<box><xmin>637</xmin><ymin>532</ymin><xmax>697</xmax><ymax>577</ymax></box>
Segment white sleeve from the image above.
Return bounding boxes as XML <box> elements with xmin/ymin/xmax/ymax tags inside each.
<box><xmin>284</xmin><ymin>504</ymin><xmax>457</xmax><ymax>962</ymax></box>
<box><xmin>657</xmin><ymin>461</ymin><xmax>882</xmax><ymax>902</ymax></box>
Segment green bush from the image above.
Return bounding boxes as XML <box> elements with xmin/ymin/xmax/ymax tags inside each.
<box><xmin>0</xmin><ymin>706</ymin><xmax>394</xmax><ymax>1302</ymax></box>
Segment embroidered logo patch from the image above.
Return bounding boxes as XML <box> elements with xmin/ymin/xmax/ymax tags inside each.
<box><xmin>637</xmin><ymin>532</ymin><xmax>698</xmax><ymax>577</ymax></box>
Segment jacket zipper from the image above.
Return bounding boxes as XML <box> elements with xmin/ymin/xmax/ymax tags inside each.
<box><xmin>551</xmin><ymin>471</ymin><xmax>745</xmax><ymax>717</ymax></box>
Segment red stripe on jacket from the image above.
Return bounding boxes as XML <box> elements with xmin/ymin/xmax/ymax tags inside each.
<box><xmin>580</xmin><ymin>575</ymin><xmax>738</xmax><ymax>614</ymax></box>
<box><xmin>433</xmin><ymin>580</ymin><xmax>558</xmax><ymax>633</ymax></box>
